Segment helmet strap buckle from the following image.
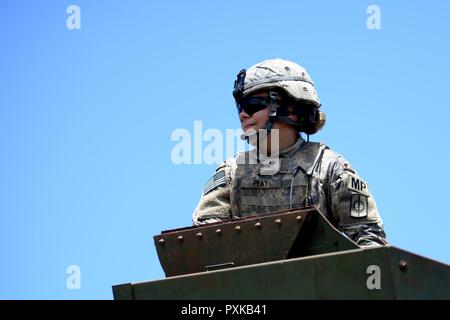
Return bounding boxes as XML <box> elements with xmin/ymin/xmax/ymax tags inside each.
<box><xmin>268</xmin><ymin>91</ymin><xmax>281</xmax><ymax>118</ymax></box>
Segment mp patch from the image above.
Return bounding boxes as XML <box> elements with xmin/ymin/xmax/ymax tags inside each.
<box><xmin>347</xmin><ymin>174</ymin><xmax>370</xmax><ymax>196</ymax></box>
<box><xmin>350</xmin><ymin>194</ymin><xmax>368</xmax><ymax>218</ymax></box>
<box><xmin>203</xmin><ymin>171</ymin><xmax>226</xmax><ymax>196</ymax></box>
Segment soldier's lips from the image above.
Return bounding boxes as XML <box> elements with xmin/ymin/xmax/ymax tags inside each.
<box><xmin>243</xmin><ymin>123</ymin><xmax>256</xmax><ymax>131</ymax></box>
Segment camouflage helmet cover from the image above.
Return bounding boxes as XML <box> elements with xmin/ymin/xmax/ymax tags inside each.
<box><xmin>233</xmin><ymin>58</ymin><xmax>321</xmax><ymax>108</ymax></box>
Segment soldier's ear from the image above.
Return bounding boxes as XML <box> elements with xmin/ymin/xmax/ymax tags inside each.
<box><xmin>288</xmin><ymin>113</ymin><xmax>298</xmax><ymax>122</ymax></box>
<box><xmin>287</xmin><ymin>105</ymin><xmax>298</xmax><ymax>122</ymax></box>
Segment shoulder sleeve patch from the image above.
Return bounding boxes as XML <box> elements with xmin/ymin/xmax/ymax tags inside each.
<box><xmin>203</xmin><ymin>171</ymin><xmax>226</xmax><ymax>196</ymax></box>
<box><xmin>350</xmin><ymin>194</ymin><xmax>369</xmax><ymax>218</ymax></box>
<box><xmin>346</xmin><ymin>174</ymin><xmax>370</xmax><ymax>196</ymax></box>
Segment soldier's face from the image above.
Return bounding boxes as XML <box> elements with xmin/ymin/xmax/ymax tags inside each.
<box><xmin>239</xmin><ymin>91</ymin><xmax>298</xmax><ymax>133</ymax></box>
<box><xmin>239</xmin><ymin>91</ymin><xmax>270</xmax><ymax>133</ymax></box>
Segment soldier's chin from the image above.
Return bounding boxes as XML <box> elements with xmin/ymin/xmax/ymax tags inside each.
<box><xmin>241</xmin><ymin>128</ymin><xmax>256</xmax><ymax>142</ymax></box>
<box><xmin>241</xmin><ymin>128</ymin><xmax>268</xmax><ymax>146</ymax></box>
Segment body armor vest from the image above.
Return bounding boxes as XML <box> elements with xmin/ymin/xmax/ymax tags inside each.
<box><xmin>230</xmin><ymin>142</ymin><xmax>327</xmax><ymax>218</ymax></box>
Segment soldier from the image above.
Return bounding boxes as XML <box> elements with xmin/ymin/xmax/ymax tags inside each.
<box><xmin>192</xmin><ymin>58</ymin><xmax>387</xmax><ymax>247</ymax></box>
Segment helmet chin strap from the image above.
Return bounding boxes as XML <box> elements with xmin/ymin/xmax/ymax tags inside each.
<box><xmin>239</xmin><ymin>91</ymin><xmax>282</xmax><ymax>161</ymax></box>
<box><xmin>240</xmin><ymin>124</ymin><xmax>274</xmax><ymax>162</ymax></box>
<box><xmin>276</xmin><ymin>116</ymin><xmax>302</xmax><ymax>131</ymax></box>
<box><xmin>240</xmin><ymin>91</ymin><xmax>280</xmax><ymax>144</ymax></box>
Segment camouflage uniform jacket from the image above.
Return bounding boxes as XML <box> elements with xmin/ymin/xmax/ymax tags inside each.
<box><xmin>192</xmin><ymin>137</ymin><xmax>388</xmax><ymax>247</ymax></box>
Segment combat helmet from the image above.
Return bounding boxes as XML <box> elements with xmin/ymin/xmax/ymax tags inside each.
<box><xmin>233</xmin><ymin>58</ymin><xmax>325</xmax><ymax>135</ymax></box>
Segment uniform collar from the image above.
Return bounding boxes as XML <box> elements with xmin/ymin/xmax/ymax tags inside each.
<box><xmin>279</xmin><ymin>135</ymin><xmax>305</xmax><ymax>158</ymax></box>
<box><xmin>240</xmin><ymin>134</ymin><xmax>324</xmax><ymax>174</ymax></box>
<box><xmin>246</xmin><ymin>134</ymin><xmax>305</xmax><ymax>162</ymax></box>
<box><xmin>277</xmin><ymin>135</ymin><xmax>326</xmax><ymax>176</ymax></box>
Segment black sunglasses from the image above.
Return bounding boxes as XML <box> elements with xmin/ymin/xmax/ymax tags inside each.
<box><xmin>236</xmin><ymin>96</ymin><xmax>269</xmax><ymax>116</ymax></box>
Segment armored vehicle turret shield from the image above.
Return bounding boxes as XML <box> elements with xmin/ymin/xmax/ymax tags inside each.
<box><xmin>113</xmin><ymin>208</ymin><xmax>450</xmax><ymax>299</ymax></box>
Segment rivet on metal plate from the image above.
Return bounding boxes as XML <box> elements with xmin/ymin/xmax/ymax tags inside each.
<box><xmin>296</xmin><ymin>215</ymin><xmax>302</xmax><ymax>222</ymax></box>
<box><xmin>234</xmin><ymin>225</ymin><xmax>241</xmax><ymax>232</ymax></box>
<box><xmin>255</xmin><ymin>222</ymin><xmax>261</xmax><ymax>229</ymax></box>
<box><xmin>158</xmin><ymin>238</ymin><xmax>165</xmax><ymax>245</ymax></box>
<box><xmin>399</xmin><ymin>260</ymin><xmax>408</xmax><ymax>272</ymax></box>
<box><xmin>275</xmin><ymin>219</ymin><xmax>282</xmax><ymax>224</ymax></box>
<box><xmin>216</xmin><ymin>229</ymin><xmax>222</xmax><ymax>235</ymax></box>
<box><xmin>196</xmin><ymin>232</ymin><xmax>203</xmax><ymax>239</ymax></box>
<box><xmin>177</xmin><ymin>235</ymin><xmax>183</xmax><ymax>242</ymax></box>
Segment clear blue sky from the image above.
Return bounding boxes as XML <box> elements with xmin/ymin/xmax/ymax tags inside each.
<box><xmin>1</xmin><ymin>0</ymin><xmax>449</xmax><ymax>299</ymax></box>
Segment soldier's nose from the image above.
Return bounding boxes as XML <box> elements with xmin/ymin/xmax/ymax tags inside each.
<box><xmin>239</xmin><ymin>110</ymin><xmax>250</xmax><ymax>121</ymax></box>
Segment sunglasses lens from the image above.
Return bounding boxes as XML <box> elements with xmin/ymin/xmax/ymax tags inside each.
<box><xmin>236</xmin><ymin>97</ymin><xmax>268</xmax><ymax>116</ymax></box>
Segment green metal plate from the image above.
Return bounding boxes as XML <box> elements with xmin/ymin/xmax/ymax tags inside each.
<box><xmin>154</xmin><ymin>208</ymin><xmax>357</xmax><ymax>277</ymax></box>
<box><xmin>113</xmin><ymin>246</ymin><xmax>450</xmax><ymax>300</ymax></box>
